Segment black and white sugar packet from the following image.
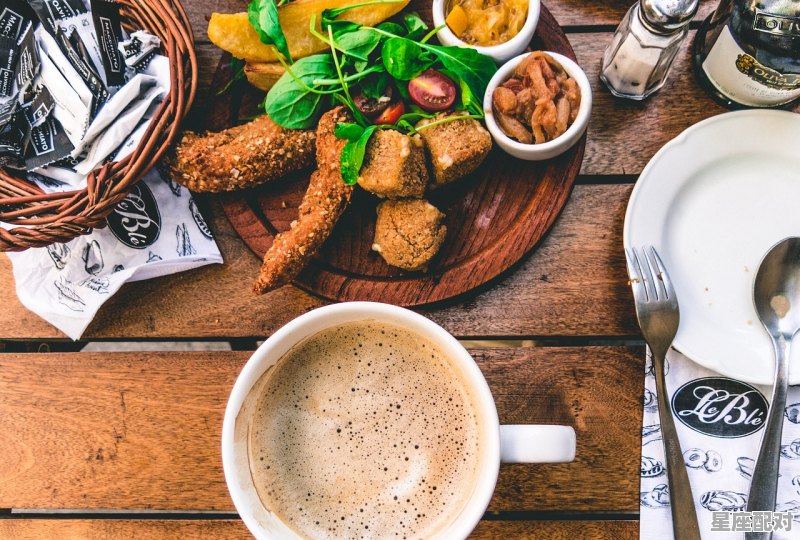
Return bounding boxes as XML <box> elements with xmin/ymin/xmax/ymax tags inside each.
<box><xmin>27</xmin><ymin>0</ymin><xmax>87</xmax><ymax>37</ymax></box>
<box><xmin>0</xmin><ymin>0</ymin><xmax>171</xmax><ymax>177</ymax></box>
<box><xmin>90</xmin><ymin>0</ymin><xmax>126</xmax><ymax>87</ymax></box>
<box><xmin>0</xmin><ymin>0</ymin><xmax>36</xmax><ymax>41</ymax></box>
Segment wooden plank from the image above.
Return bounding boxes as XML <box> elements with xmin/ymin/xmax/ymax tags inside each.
<box><xmin>474</xmin><ymin>520</ymin><xmax>639</xmax><ymax>539</ymax></box>
<box><xmin>542</xmin><ymin>0</ymin><xmax>715</xmax><ymax>27</ymax></box>
<box><xmin>0</xmin><ymin>519</ymin><xmax>639</xmax><ymax>539</ymax></box>
<box><xmin>0</xmin><ymin>520</ymin><xmax>252</xmax><ymax>539</ymax></box>
<box><xmin>0</xmin><ymin>184</ymin><xmax>637</xmax><ymax>340</ymax></box>
<box><xmin>183</xmin><ymin>0</ymin><xmax>715</xmax><ymax>36</ymax></box>
<box><xmin>0</xmin><ymin>348</ymin><xmax>644</xmax><ymax>512</ymax></box>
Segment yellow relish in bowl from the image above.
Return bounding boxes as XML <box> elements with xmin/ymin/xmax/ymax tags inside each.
<box><xmin>445</xmin><ymin>0</ymin><xmax>528</xmax><ymax>47</ymax></box>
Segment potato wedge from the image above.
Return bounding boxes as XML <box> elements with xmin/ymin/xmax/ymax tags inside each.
<box><xmin>208</xmin><ymin>0</ymin><xmax>410</xmax><ymax>63</ymax></box>
<box><xmin>244</xmin><ymin>62</ymin><xmax>286</xmax><ymax>91</ymax></box>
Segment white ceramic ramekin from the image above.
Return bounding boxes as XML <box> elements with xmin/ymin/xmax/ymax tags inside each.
<box><xmin>432</xmin><ymin>0</ymin><xmax>541</xmax><ymax>64</ymax></box>
<box><xmin>222</xmin><ymin>302</ymin><xmax>576</xmax><ymax>539</ymax></box>
<box><xmin>483</xmin><ymin>51</ymin><xmax>592</xmax><ymax>161</ymax></box>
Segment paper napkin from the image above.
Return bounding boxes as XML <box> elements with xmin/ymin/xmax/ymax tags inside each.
<box><xmin>640</xmin><ymin>348</ymin><xmax>800</xmax><ymax>539</ymax></box>
<box><xmin>5</xmin><ymin>167</ymin><xmax>222</xmax><ymax>339</ymax></box>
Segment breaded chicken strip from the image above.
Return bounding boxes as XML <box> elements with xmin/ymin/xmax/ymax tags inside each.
<box><xmin>253</xmin><ymin>107</ymin><xmax>353</xmax><ymax>293</ymax></box>
<box><xmin>168</xmin><ymin>115</ymin><xmax>316</xmax><ymax>192</ymax></box>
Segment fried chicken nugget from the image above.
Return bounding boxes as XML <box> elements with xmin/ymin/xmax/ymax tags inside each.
<box><xmin>253</xmin><ymin>107</ymin><xmax>353</xmax><ymax>294</ymax></box>
<box><xmin>168</xmin><ymin>115</ymin><xmax>316</xmax><ymax>192</ymax></box>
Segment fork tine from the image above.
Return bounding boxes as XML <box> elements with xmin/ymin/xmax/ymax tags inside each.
<box><xmin>645</xmin><ymin>246</ymin><xmax>668</xmax><ymax>302</ymax></box>
<box><xmin>635</xmin><ymin>247</ymin><xmax>658</xmax><ymax>302</ymax></box>
<box><xmin>624</xmin><ymin>248</ymin><xmax>647</xmax><ymax>302</ymax></box>
<box><xmin>650</xmin><ymin>247</ymin><xmax>678</xmax><ymax>307</ymax></box>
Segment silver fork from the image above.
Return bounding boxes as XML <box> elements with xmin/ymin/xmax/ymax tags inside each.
<box><xmin>625</xmin><ymin>246</ymin><xmax>701</xmax><ymax>540</ymax></box>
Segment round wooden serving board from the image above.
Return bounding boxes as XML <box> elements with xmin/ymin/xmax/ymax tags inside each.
<box><xmin>210</xmin><ymin>2</ymin><xmax>585</xmax><ymax>307</ymax></box>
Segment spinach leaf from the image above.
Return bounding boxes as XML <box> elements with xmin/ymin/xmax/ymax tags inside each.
<box><xmin>440</xmin><ymin>68</ymin><xmax>483</xmax><ymax>116</ymax></box>
<box><xmin>402</xmin><ymin>13</ymin><xmax>428</xmax><ymax>40</ymax></box>
<box><xmin>359</xmin><ymin>70</ymin><xmax>389</xmax><ymax>99</ymax></box>
<box><xmin>381</xmin><ymin>37</ymin><xmax>435</xmax><ymax>80</ymax></box>
<box><xmin>340</xmin><ymin>125</ymin><xmax>377</xmax><ymax>185</ymax></box>
<box><xmin>423</xmin><ymin>44</ymin><xmax>497</xmax><ymax>101</ymax></box>
<box><xmin>325</xmin><ymin>19</ymin><xmax>362</xmax><ymax>37</ymax></box>
<box><xmin>336</xmin><ymin>29</ymin><xmax>381</xmax><ymax>66</ymax></box>
<box><xmin>394</xmin><ymin>77</ymin><xmax>412</xmax><ymax>102</ymax></box>
<box><xmin>264</xmin><ymin>54</ymin><xmax>336</xmax><ymax>129</ymax></box>
<box><xmin>375</xmin><ymin>21</ymin><xmax>405</xmax><ymax>36</ymax></box>
<box><xmin>457</xmin><ymin>77</ymin><xmax>483</xmax><ymax>116</ymax></box>
<box><xmin>335</xmin><ymin>122</ymin><xmax>364</xmax><ymax>141</ymax></box>
<box><xmin>248</xmin><ymin>0</ymin><xmax>292</xmax><ymax>63</ymax></box>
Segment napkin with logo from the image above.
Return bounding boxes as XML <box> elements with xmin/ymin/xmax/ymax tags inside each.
<box><xmin>5</xmin><ymin>168</ymin><xmax>222</xmax><ymax>340</ymax></box>
<box><xmin>640</xmin><ymin>348</ymin><xmax>800</xmax><ymax>539</ymax></box>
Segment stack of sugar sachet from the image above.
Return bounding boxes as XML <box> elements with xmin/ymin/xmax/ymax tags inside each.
<box><xmin>0</xmin><ymin>0</ymin><xmax>168</xmax><ymax>189</ymax></box>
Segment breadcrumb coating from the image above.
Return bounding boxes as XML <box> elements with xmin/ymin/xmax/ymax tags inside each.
<box><xmin>372</xmin><ymin>199</ymin><xmax>446</xmax><ymax>271</ymax></box>
<box><xmin>253</xmin><ymin>107</ymin><xmax>353</xmax><ymax>293</ymax></box>
<box><xmin>357</xmin><ymin>130</ymin><xmax>428</xmax><ymax>199</ymax></box>
<box><xmin>416</xmin><ymin>114</ymin><xmax>492</xmax><ymax>187</ymax></box>
<box><xmin>168</xmin><ymin>115</ymin><xmax>316</xmax><ymax>193</ymax></box>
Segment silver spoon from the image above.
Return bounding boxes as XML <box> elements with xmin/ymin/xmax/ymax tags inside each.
<box><xmin>747</xmin><ymin>237</ymin><xmax>800</xmax><ymax>540</ymax></box>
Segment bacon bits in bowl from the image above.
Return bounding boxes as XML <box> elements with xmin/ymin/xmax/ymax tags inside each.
<box><xmin>483</xmin><ymin>51</ymin><xmax>592</xmax><ymax>161</ymax></box>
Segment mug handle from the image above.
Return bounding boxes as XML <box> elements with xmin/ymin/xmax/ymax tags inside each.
<box><xmin>499</xmin><ymin>425</ymin><xmax>576</xmax><ymax>463</ymax></box>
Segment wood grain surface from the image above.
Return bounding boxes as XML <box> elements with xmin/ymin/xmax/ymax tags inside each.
<box><xmin>0</xmin><ymin>184</ymin><xmax>636</xmax><ymax>340</ymax></box>
<box><xmin>0</xmin><ymin>519</ymin><xmax>639</xmax><ymax>539</ymax></box>
<box><xmin>0</xmin><ymin>347</ymin><xmax>643</xmax><ymax>512</ymax></box>
<box><xmin>216</xmin><ymin>3</ymin><xmax>585</xmax><ymax>307</ymax></box>
<box><xmin>0</xmin><ymin>0</ymin><xmax>762</xmax><ymax>536</ymax></box>
<box><xmin>183</xmin><ymin>0</ymin><xmax>716</xmax><ymax>35</ymax></box>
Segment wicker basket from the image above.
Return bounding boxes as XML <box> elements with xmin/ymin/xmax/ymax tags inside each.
<box><xmin>0</xmin><ymin>0</ymin><xmax>197</xmax><ymax>251</ymax></box>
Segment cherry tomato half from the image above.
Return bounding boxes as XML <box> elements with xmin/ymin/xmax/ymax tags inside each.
<box><xmin>374</xmin><ymin>100</ymin><xmax>406</xmax><ymax>125</ymax></box>
<box><xmin>408</xmin><ymin>69</ymin><xmax>457</xmax><ymax>112</ymax></box>
<box><xmin>353</xmin><ymin>86</ymin><xmax>393</xmax><ymax>118</ymax></box>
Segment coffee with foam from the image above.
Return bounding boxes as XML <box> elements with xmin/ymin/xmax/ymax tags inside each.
<box><xmin>248</xmin><ymin>321</ymin><xmax>482</xmax><ymax>539</ymax></box>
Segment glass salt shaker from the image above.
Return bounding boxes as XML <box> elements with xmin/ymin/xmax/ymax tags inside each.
<box><xmin>600</xmin><ymin>0</ymin><xmax>699</xmax><ymax>100</ymax></box>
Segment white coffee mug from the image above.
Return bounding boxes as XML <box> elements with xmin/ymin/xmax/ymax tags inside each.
<box><xmin>222</xmin><ymin>302</ymin><xmax>576</xmax><ymax>539</ymax></box>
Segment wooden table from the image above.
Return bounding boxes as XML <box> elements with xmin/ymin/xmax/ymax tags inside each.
<box><xmin>2</xmin><ymin>1</ymin><xmax>796</xmax><ymax>537</ymax></box>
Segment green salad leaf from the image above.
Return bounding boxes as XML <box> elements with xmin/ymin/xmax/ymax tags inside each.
<box><xmin>248</xmin><ymin>0</ymin><xmax>293</xmax><ymax>63</ymax></box>
<box><xmin>360</xmin><ymin>70</ymin><xmax>390</xmax><ymax>99</ymax></box>
<box><xmin>423</xmin><ymin>44</ymin><xmax>496</xmax><ymax>102</ymax></box>
<box><xmin>381</xmin><ymin>37</ymin><xmax>435</xmax><ymax>80</ymax></box>
<box><xmin>340</xmin><ymin>125</ymin><xmax>377</xmax><ymax>185</ymax></box>
<box><xmin>440</xmin><ymin>68</ymin><xmax>483</xmax><ymax>116</ymax></box>
<box><xmin>336</xmin><ymin>29</ymin><xmax>382</xmax><ymax>68</ymax></box>
<box><xmin>375</xmin><ymin>21</ymin><xmax>405</xmax><ymax>36</ymax></box>
<box><xmin>264</xmin><ymin>54</ymin><xmax>336</xmax><ymax>129</ymax></box>
<box><xmin>335</xmin><ymin>122</ymin><xmax>365</xmax><ymax>140</ymax></box>
<box><xmin>324</xmin><ymin>19</ymin><xmax>362</xmax><ymax>36</ymax></box>
<box><xmin>258</xmin><ymin>0</ymin><xmax>497</xmax><ymax>184</ymax></box>
<box><xmin>402</xmin><ymin>13</ymin><xmax>428</xmax><ymax>40</ymax></box>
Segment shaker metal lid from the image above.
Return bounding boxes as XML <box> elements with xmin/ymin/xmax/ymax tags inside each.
<box><xmin>640</xmin><ymin>0</ymin><xmax>699</xmax><ymax>33</ymax></box>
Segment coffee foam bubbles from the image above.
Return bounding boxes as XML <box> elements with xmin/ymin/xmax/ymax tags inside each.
<box><xmin>249</xmin><ymin>321</ymin><xmax>482</xmax><ymax>539</ymax></box>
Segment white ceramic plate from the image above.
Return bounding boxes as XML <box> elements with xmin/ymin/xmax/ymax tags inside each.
<box><xmin>624</xmin><ymin>110</ymin><xmax>800</xmax><ymax>386</ymax></box>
